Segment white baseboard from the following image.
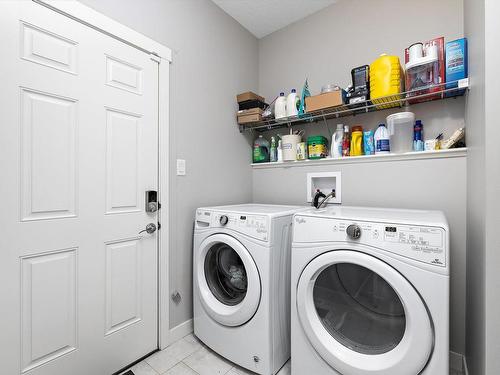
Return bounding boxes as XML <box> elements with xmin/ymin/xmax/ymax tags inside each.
<box><xmin>166</xmin><ymin>319</ymin><xmax>193</xmax><ymax>346</ymax></box>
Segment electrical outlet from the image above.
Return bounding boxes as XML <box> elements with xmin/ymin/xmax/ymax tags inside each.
<box><xmin>307</xmin><ymin>172</ymin><xmax>342</xmax><ymax>204</ymax></box>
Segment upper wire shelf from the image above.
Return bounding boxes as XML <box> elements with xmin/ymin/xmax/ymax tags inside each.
<box><xmin>238</xmin><ymin>79</ymin><xmax>469</xmax><ymax>133</ymax></box>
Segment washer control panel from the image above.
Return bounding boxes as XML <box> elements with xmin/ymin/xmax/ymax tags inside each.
<box><xmin>294</xmin><ymin>216</ymin><xmax>447</xmax><ymax>267</ymax></box>
<box><xmin>196</xmin><ymin>210</ymin><xmax>269</xmax><ymax>241</ymax></box>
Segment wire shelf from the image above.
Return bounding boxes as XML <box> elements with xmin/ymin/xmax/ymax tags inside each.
<box><xmin>238</xmin><ymin>79</ymin><xmax>469</xmax><ymax>133</ymax></box>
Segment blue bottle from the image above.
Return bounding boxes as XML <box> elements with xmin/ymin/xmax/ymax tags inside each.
<box><xmin>413</xmin><ymin>120</ymin><xmax>424</xmax><ymax>152</ymax></box>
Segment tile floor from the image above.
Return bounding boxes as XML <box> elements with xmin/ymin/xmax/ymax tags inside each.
<box><xmin>122</xmin><ymin>333</ymin><xmax>463</xmax><ymax>375</ymax></box>
<box><xmin>122</xmin><ymin>333</ymin><xmax>290</xmax><ymax>375</ymax></box>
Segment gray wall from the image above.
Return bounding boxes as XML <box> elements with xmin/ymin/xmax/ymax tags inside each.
<box><xmin>464</xmin><ymin>0</ymin><xmax>485</xmax><ymax>372</ymax></box>
<box><xmin>255</xmin><ymin>0</ymin><xmax>467</xmax><ymax>354</ymax></box>
<box><xmin>484</xmin><ymin>0</ymin><xmax>500</xmax><ymax>372</ymax></box>
<box><xmin>466</xmin><ymin>0</ymin><xmax>500</xmax><ymax>373</ymax></box>
<box><xmin>78</xmin><ymin>0</ymin><xmax>258</xmax><ymax>328</ymax></box>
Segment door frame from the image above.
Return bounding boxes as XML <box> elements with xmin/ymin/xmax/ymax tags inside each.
<box><xmin>32</xmin><ymin>0</ymin><xmax>173</xmax><ymax>350</ymax></box>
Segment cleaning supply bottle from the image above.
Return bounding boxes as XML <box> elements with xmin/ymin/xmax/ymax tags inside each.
<box><xmin>350</xmin><ymin>125</ymin><xmax>364</xmax><ymax>156</ymax></box>
<box><xmin>331</xmin><ymin>124</ymin><xmax>344</xmax><ymax>158</ymax></box>
<box><xmin>342</xmin><ymin>125</ymin><xmax>350</xmax><ymax>157</ymax></box>
<box><xmin>413</xmin><ymin>120</ymin><xmax>424</xmax><ymax>151</ymax></box>
<box><xmin>270</xmin><ymin>136</ymin><xmax>277</xmax><ymax>162</ymax></box>
<box><xmin>374</xmin><ymin>123</ymin><xmax>390</xmax><ymax>154</ymax></box>
<box><xmin>286</xmin><ymin>89</ymin><xmax>299</xmax><ymax>117</ymax></box>
<box><xmin>364</xmin><ymin>130</ymin><xmax>375</xmax><ymax>155</ymax></box>
<box><xmin>275</xmin><ymin>92</ymin><xmax>287</xmax><ymax>120</ymax></box>
<box><xmin>277</xmin><ymin>139</ymin><xmax>283</xmax><ymax>162</ymax></box>
<box><xmin>253</xmin><ymin>135</ymin><xmax>270</xmax><ymax>163</ymax></box>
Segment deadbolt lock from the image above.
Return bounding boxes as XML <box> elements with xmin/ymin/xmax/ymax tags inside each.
<box><xmin>145</xmin><ymin>190</ymin><xmax>159</xmax><ymax>213</ymax></box>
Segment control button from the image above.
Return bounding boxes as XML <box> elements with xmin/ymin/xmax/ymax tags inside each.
<box><xmin>346</xmin><ymin>224</ymin><xmax>362</xmax><ymax>240</ymax></box>
<box><xmin>373</xmin><ymin>230</ymin><xmax>379</xmax><ymax>239</ymax></box>
<box><xmin>219</xmin><ymin>215</ymin><xmax>229</xmax><ymax>226</ymax></box>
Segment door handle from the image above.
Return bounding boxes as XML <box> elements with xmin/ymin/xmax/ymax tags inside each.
<box><xmin>139</xmin><ymin>223</ymin><xmax>157</xmax><ymax>235</ymax></box>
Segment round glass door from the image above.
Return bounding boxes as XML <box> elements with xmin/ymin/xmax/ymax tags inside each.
<box><xmin>313</xmin><ymin>263</ymin><xmax>406</xmax><ymax>355</ymax></box>
<box><xmin>204</xmin><ymin>242</ymin><xmax>248</xmax><ymax>306</ymax></box>
<box><xmin>296</xmin><ymin>250</ymin><xmax>433</xmax><ymax>375</ymax></box>
<box><xmin>196</xmin><ymin>234</ymin><xmax>261</xmax><ymax>327</ymax></box>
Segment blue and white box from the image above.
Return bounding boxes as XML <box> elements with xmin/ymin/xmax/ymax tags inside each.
<box><xmin>445</xmin><ymin>38</ymin><xmax>468</xmax><ymax>97</ymax></box>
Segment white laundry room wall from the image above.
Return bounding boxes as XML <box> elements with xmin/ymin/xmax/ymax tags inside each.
<box><xmin>464</xmin><ymin>0</ymin><xmax>500</xmax><ymax>374</ymax></box>
<box><xmin>254</xmin><ymin>0</ymin><xmax>467</xmax><ymax>355</ymax></box>
<box><xmin>78</xmin><ymin>0</ymin><xmax>258</xmax><ymax>333</ymax></box>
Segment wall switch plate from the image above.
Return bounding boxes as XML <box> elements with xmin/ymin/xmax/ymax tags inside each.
<box><xmin>307</xmin><ymin>172</ymin><xmax>341</xmax><ymax>204</ymax></box>
<box><xmin>176</xmin><ymin>159</ymin><xmax>186</xmax><ymax>176</ymax></box>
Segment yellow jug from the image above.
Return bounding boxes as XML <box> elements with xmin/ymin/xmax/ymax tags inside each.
<box><xmin>370</xmin><ymin>54</ymin><xmax>404</xmax><ymax>109</ymax></box>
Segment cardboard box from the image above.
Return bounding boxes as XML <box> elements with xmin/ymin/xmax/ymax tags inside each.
<box><xmin>237</xmin><ymin>108</ymin><xmax>263</xmax><ymax>117</ymax></box>
<box><xmin>305</xmin><ymin>91</ymin><xmax>345</xmax><ymax>113</ymax></box>
<box><xmin>237</xmin><ymin>91</ymin><xmax>265</xmax><ymax>103</ymax></box>
<box><xmin>445</xmin><ymin>38</ymin><xmax>468</xmax><ymax>97</ymax></box>
<box><xmin>237</xmin><ymin>113</ymin><xmax>262</xmax><ymax>124</ymax></box>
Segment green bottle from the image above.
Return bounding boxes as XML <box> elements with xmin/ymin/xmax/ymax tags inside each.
<box><xmin>253</xmin><ymin>135</ymin><xmax>270</xmax><ymax>163</ymax></box>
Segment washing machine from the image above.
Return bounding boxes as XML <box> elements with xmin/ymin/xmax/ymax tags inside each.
<box><xmin>291</xmin><ymin>206</ymin><xmax>449</xmax><ymax>375</ymax></box>
<box><xmin>193</xmin><ymin>204</ymin><xmax>304</xmax><ymax>374</ymax></box>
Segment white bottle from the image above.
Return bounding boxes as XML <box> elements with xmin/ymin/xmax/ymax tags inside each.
<box><xmin>374</xmin><ymin>123</ymin><xmax>391</xmax><ymax>154</ymax></box>
<box><xmin>277</xmin><ymin>140</ymin><xmax>283</xmax><ymax>161</ymax></box>
<box><xmin>331</xmin><ymin>124</ymin><xmax>344</xmax><ymax>158</ymax></box>
<box><xmin>286</xmin><ymin>89</ymin><xmax>299</xmax><ymax>117</ymax></box>
<box><xmin>275</xmin><ymin>92</ymin><xmax>287</xmax><ymax>120</ymax></box>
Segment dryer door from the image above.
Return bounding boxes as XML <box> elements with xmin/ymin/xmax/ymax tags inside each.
<box><xmin>296</xmin><ymin>250</ymin><xmax>433</xmax><ymax>375</ymax></box>
<box><xmin>196</xmin><ymin>234</ymin><xmax>261</xmax><ymax>326</ymax></box>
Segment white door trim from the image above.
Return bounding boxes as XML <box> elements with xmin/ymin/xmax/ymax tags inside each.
<box><xmin>32</xmin><ymin>0</ymin><xmax>172</xmax><ymax>350</ymax></box>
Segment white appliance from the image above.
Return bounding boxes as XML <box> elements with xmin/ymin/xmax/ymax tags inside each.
<box><xmin>193</xmin><ymin>204</ymin><xmax>303</xmax><ymax>374</ymax></box>
<box><xmin>291</xmin><ymin>206</ymin><xmax>449</xmax><ymax>375</ymax></box>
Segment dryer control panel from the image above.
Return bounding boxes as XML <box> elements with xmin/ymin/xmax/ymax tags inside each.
<box><xmin>196</xmin><ymin>210</ymin><xmax>269</xmax><ymax>241</ymax></box>
<box><xmin>294</xmin><ymin>216</ymin><xmax>447</xmax><ymax>268</ymax></box>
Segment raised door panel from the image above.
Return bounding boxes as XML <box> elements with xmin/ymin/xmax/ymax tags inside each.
<box><xmin>105</xmin><ymin>108</ymin><xmax>141</xmax><ymax>214</ymax></box>
<box><xmin>106</xmin><ymin>55</ymin><xmax>143</xmax><ymax>95</ymax></box>
<box><xmin>105</xmin><ymin>239</ymin><xmax>142</xmax><ymax>336</ymax></box>
<box><xmin>21</xmin><ymin>248</ymin><xmax>77</xmax><ymax>373</ymax></box>
<box><xmin>20</xmin><ymin>89</ymin><xmax>77</xmax><ymax>221</ymax></box>
<box><xmin>21</xmin><ymin>22</ymin><xmax>78</xmax><ymax>74</ymax></box>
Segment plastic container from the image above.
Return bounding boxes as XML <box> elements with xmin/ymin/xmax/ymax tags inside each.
<box><xmin>386</xmin><ymin>112</ymin><xmax>415</xmax><ymax>153</ymax></box>
<box><xmin>307</xmin><ymin>136</ymin><xmax>328</xmax><ymax>159</ymax></box>
<box><xmin>286</xmin><ymin>89</ymin><xmax>299</xmax><ymax>118</ymax></box>
<box><xmin>363</xmin><ymin>130</ymin><xmax>375</xmax><ymax>155</ymax></box>
<box><xmin>270</xmin><ymin>136</ymin><xmax>277</xmax><ymax>162</ymax></box>
<box><xmin>413</xmin><ymin>120</ymin><xmax>424</xmax><ymax>151</ymax></box>
<box><xmin>253</xmin><ymin>135</ymin><xmax>270</xmax><ymax>163</ymax></box>
<box><xmin>331</xmin><ymin>124</ymin><xmax>344</xmax><ymax>158</ymax></box>
<box><xmin>350</xmin><ymin>126</ymin><xmax>364</xmax><ymax>156</ymax></box>
<box><xmin>342</xmin><ymin>125</ymin><xmax>350</xmax><ymax>157</ymax></box>
<box><xmin>275</xmin><ymin>92</ymin><xmax>287</xmax><ymax>120</ymax></box>
<box><xmin>282</xmin><ymin>134</ymin><xmax>302</xmax><ymax>161</ymax></box>
<box><xmin>374</xmin><ymin>124</ymin><xmax>390</xmax><ymax>154</ymax></box>
<box><xmin>370</xmin><ymin>54</ymin><xmax>403</xmax><ymax>109</ymax></box>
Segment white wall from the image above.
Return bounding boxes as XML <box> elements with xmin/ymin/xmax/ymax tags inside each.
<box><xmin>78</xmin><ymin>0</ymin><xmax>258</xmax><ymax>329</ymax></box>
<box><xmin>255</xmin><ymin>0</ymin><xmax>467</xmax><ymax>354</ymax></box>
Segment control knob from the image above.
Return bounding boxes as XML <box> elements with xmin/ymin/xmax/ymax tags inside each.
<box><xmin>220</xmin><ymin>215</ymin><xmax>229</xmax><ymax>226</ymax></box>
<box><xmin>346</xmin><ymin>224</ymin><xmax>362</xmax><ymax>240</ymax></box>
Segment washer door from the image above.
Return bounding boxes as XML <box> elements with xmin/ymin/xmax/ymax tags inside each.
<box><xmin>197</xmin><ymin>234</ymin><xmax>261</xmax><ymax>326</ymax></box>
<box><xmin>296</xmin><ymin>250</ymin><xmax>433</xmax><ymax>375</ymax></box>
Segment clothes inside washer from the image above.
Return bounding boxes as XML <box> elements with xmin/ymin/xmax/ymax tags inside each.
<box><xmin>313</xmin><ymin>262</ymin><xmax>406</xmax><ymax>355</ymax></box>
<box><xmin>204</xmin><ymin>242</ymin><xmax>248</xmax><ymax>306</ymax></box>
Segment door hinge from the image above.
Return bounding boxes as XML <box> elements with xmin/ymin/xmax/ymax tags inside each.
<box><xmin>150</xmin><ymin>53</ymin><xmax>161</xmax><ymax>63</ymax></box>
<box><xmin>158</xmin><ymin>222</ymin><xmax>161</xmax><ymax>230</ymax></box>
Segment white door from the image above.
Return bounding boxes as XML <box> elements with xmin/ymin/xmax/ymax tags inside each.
<box><xmin>196</xmin><ymin>234</ymin><xmax>261</xmax><ymax>326</ymax></box>
<box><xmin>0</xmin><ymin>2</ymin><xmax>159</xmax><ymax>374</ymax></box>
<box><xmin>296</xmin><ymin>250</ymin><xmax>433</xmax><ymax>375</ymax></box>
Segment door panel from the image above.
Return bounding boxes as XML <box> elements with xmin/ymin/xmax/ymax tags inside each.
<box><xmin>0</xmin><ymin>2</ymin><xmax>159</xmax><ymax>374</ymax></box>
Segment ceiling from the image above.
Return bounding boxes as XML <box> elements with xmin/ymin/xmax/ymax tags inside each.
<box><xmin>211</xmin><ymin>0</ymin><xmax>337</xmax><ymax>39</ymax></box>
